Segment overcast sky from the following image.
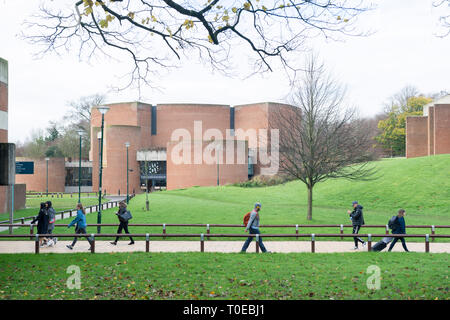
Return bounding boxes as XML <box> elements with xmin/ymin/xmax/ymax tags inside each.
<box><xmin>1</xmin><ymin>0</ymin><xmax>450</xmax><ymax>143</ymax></box>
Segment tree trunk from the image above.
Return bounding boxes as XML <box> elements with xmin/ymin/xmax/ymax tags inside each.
<box><xmin>307</xmin><ymin>185</ymin><xmax>313</xmax><ymax>220</ymax></box>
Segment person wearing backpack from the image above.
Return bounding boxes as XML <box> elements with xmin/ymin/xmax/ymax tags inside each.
<box><xmin>347</xmin><ymin>201</ymin><xmax>366</xmax><ymax>250</ymax></box>
<box><xmin>30</xmin><ymin>202</ymin><xmax>49</xmax><ymax>247</ymax></box>
<box><xmin>388</xmin><ymin>209</ymin><xmax>409</xmax><ymax>252</ymax></box>
<box><xmin>110</xmin><ymin>201</ymin><xmax>134</xmax><ymax>245</ymax></box>
<box><xmin>45</xmin><ymin>201</ymin><xmax>57</xmax><ymax>246</ymax></box>
<box><xmin>66</xmin><ymin>203</ymin><xmax>94</xmax><ymax>250</ymax></box>
<box><xmin>240</xmin><ymin>202</ymin><xmax>269</xmax><ymax>253</ymax></box>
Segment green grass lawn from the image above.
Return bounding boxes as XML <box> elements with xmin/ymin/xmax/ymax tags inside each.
<box><xmin>2</xmin><ymin>155</ymin><xmax>450</xmax><ymax>241</ymax></box>
<box><xmin>0</xmin><ymin>252</ymin><xmax>447</xmax><ymax>300</ymax></box>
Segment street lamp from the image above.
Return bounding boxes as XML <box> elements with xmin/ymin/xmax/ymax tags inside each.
<box><xmin>125</xmin><ymin>142</ymin><xmax>130</xmax><ymax>204</ymax></box>
<box><xmin>97</xmin><ymin>106</ymin><xmax>109</xmax><ymax>233</ymax></box>
<box><xmin>45</xmin><ymin>157</ymin><xmax>50</xmax><ymax>196</ymax></box>
<box><xmin>76</xmin><ymin>130</ymin><xmax>84</xmax><ymax>204</ymax></box>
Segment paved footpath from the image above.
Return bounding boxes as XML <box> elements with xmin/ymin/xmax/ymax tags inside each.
<box><xmin>0</xmin><ymin>240</ymin><xmax>448</xmax><ymax>254</ymax></box>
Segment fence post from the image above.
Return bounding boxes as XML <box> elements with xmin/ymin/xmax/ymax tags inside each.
<box><xmin>206</xmin><ymin>224</ymin><xmax>210</xmax><ymax>240</ymax></box>
<box><xmin>311</xmin><ymin>233</ymin><xmax>315</xmax><ymax>253</ymax></box>
<box><xmin>296</xmin><ymin>224</ymin><xmax>299</xmax><ymax>240</ymax></box>
<box><xmin>385</xmin><ymin>224</ymin><xmax>389</xmax><ymax>235</ymax></box>
<box><xmin>30</xmin><ymin>224</ymin><xmax>34</xmax><ymax>240</ymax></box>
<box><xmin>200</xmin><ymin>233</ymin><xmax>204</xmax><ymax>252</ymax></box>
<box><xmin>425</xmin><ymin>234</ymin><xmax>429</xmax><ymax>253</ymax></box>
<box><xmin>35</xmin><ymin>234</ymin><xmax>40</xmax><ymax>254</ymax></box>
<box><xmin>431</xmin><ymin>225</ymin><xmax>435</xmax><ymax>242</ymax></box>
<box><xmin>340</xmin><ymin>224</ymin><xmax>343</xmax><ymax>240</ymax></box>
<box><xmin>368</xmin><ymin>234</ymin><xmax>372</xmax><ymax>251</ymax></box>
<box><xmin>90</xmin><ymin>234</ymin><xmax>95</xmax><ymax>254</ymax></box>
<box><xmin>163</xmin><ymin>223</ymin><xmax>166</xmax><ymax>239</ymax></box>
<box><xmin>146</xmin><ymin>233</ymin><xmax>150</xmax><ymax>252</ymax></box>
<box><xmin>255</xmin><ymin>234</ymin><xmax>260</xmax><ymax>253</ymax></box>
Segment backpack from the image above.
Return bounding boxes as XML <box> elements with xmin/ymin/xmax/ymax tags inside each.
<box><xmin>243</xmin><ymin>211</ymin><xmax>259</xmax><ymax>227</ymax></box>
<box><xmin>48</xmin><ymin>208</ymin><xmax>56</xmax><ymax>224</ymax></box>
<box><xmin>388</xmin><ymin>216</ymin><xmax>398</xmax><ymax>230</ymax></box>
<box><xmin>243</xmin><ymin>212</ymin><xmax>251</xmax><ymax>226</ymax></box>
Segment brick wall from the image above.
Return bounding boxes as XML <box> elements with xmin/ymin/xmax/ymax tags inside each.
<box><xmin>406</xmin><ymin>116</ymin><xmax>428</xmax><ymax>158</ymax></box>
<box><xmin>433</xmin><ymin>104</ymin><xmax>450</xmax><ymax>155</ymax></box>
<box><xmin>15</xmin><ymin>157</ymin><xmax>65</xmax><ymax>192</ymax></box>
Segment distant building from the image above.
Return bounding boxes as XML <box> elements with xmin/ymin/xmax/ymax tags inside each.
<box><xmin>406</xmin><ymin>95</ymin><xmax>450</xmax><ymax>158</ymax></box>
<box><xmin>90</xmin><ymin>102</ymin><xmax>294</xmax><ymax>193</ymax></box>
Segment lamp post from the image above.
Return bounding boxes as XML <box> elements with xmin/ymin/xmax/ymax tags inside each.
<box><xmin>76</xmin><ymin>130</ymin><xmax>84</xmax><ymax>203</ymax></box>
<box><xmin>145</xmin><ymin>152</ymin><xmax>149</xmax><ymax>211</ymax></box>
<box><xmin>97</xmin><ymin>106</ymin><xmax>109</xmax><ymax>233</ymax></box>
<box><xmin>45</xmin><ymin>157</ymin><xmax>50</xmax><ymax>196</ymax></box>
<box><xmin>125</xmin><ymin>142</ymin><xmax>130</xmax><ymax>204</ymax></box>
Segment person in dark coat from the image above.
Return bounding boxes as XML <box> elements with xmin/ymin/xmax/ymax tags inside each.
<box><xmin>30</xmin><ymin>202</ymin><xmax>48</xmax><ymax>247</ymax></box>
<box><xmin>388</xmin><ymin>209</ymin><xmax>409</xmax><ymax>252</ymax></box>
<box><xmin>110</xmin><ymin>201</ymin><xmax>134</xmax><ymax>245</ymax></box>
<box><xmin>347</xmin><ymin>201</ymin><xmax>366</xmax><ymax>250</ymax></box>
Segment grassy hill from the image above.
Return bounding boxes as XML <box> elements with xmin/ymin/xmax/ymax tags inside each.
<box><xmin>2</xmin><ymin>154</ymin><xmax>450</xmax><ymax>239</ymax></box>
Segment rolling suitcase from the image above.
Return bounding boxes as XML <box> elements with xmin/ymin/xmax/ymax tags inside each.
<box><xmin>371</xmin><ymin>237</ymin><xmax>393</xmax><ymax>252</ymax></box>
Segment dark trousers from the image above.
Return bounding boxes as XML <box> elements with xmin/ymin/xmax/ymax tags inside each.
<box><xmin>241</xmin><ymin>227</ymin><xmax>267</xmax><ymax>252</ymax></box>
<box><xmin>388</xmin><ymin>237</ymin><xmax>409</xmax><ymax>252</ymax></box>
<box><xmin>71</xmin><ymin>227</ymin><xmax>93</xmax><ymax>247</ymax></box>
<box><xmin>352</xmin><ymin>225</ymin><xmax>365</xmax><ymax>247</ymax></box>
<box><xmin>114</xmin><ymin>221</ymin><xmax>134</xmax><ymax>242</ymax></box>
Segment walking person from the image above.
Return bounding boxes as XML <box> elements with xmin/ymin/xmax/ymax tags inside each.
<box><xmin>110</xmin><ymin>201</ymin><xmax>134</xmax><ymax>245</ymax></box>
<box><xmin>66</xmin><ymin>203</ymin><xmax>93</xmax><ymax>250</ymax></box>
<box><xmin>388</xmin><ymin>209</ymin><xmax>409</xmax><ymax>252</ymax></box>
<box><xmin>45</xmin><ymin>201</ymin><xmax>57</xmax><ymax>246</ymax></box>
<box><xmin>240</xmin><ymin>202</ymin><xmax>269</xmax><ymax>253</ymax></box>
<box><xmin>347</xmin><ymin>201</ymin><xmax>366</xmax><ymax>250</ymax></box>
<box><xmin>30</xmin><ymin>202</ymin><xmax>49</xmax><ymax>247</ymax></box>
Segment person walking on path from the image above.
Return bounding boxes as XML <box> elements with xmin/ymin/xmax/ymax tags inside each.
<box><xmin>388</xmin><ymin>209</ymin><xmax>410</xmax><ymax>252</ymax></box>
<box><xmin>240</xmin><ymin>202</ymin><xmax>269</xmax><ymax>253</ymax></box>
<box><xmin>45</xmin><ymin>201</ymin><xmax>57</xmax><ymax>246</ymax></box>
<box><xmin>66</xmin><ymin>203</ymin><xmax>93</xmax><ymax>250</ymax></box>
<box><xmin>347</xmin><ymin>201</ymin><xmax>366</xmax><ymax>250</ymax></box>
<box><xmin>110</xmin><ymin>201</ymin><xmax>134</xmax><ymax>245</ymax></box>
<box><xmin>30</xmin><ymin>202</ymin><xmax>49</xmax><ymax>247</ymax></box>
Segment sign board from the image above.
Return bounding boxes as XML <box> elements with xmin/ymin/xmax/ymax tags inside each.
<box><xmin>16</xmin><ymin>161</ymin><xmax>34</xmax><ymax>174</ymax></box>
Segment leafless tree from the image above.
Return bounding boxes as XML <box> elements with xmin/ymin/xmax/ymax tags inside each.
<box><xmin>434</xmin><ymin>0</ymin><xmax>450</xmax><ymax>37</ymax></box>
<box><xmin>63</xmin><ymin>93</ymin><xmax>105</xmax><ymax>132</ymax></box>
<box><xmin>383</xmin><ymin>85</ymin><xmax>419</xmax><ymax>114</ymax></box>
<box><xmin>271</xmin><ymin>56</ymin><xmax>377</xmax><ymax>220</ymax></box>
<box><xmin>23</xmin><ymin>0</ymin><xmax>373</xmax><ymax>89</ymax></box>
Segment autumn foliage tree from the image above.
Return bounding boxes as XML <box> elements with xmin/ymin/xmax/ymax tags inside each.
<box><xmin>375</xmin><ymin>92</ymin><xmax>432</xmax><ymax>157</ymax></box>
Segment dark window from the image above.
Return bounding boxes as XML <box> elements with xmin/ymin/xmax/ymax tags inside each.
<box><xmin>65</xmin><ymin>167</ymin><xmax>92</xmax><ymax>186</ymax></box>
<box><xmin>230</xmin><ymin>107</ymin><xmax>235</xmax><ymax>134</ymax></box>
<box><xmin>151</xmin><ymin>105</ymin><xmax>157</xmax><ymax>135</ymax></box>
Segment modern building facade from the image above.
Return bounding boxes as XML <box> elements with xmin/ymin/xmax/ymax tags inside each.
<box><xmin>0</xmin><ymin>58</ymin><xmax>26</xmax><ymax>214</ymax></box>
<box><xmin>90</xmin><ymin>101</ymin><xmax>294</xmax><ymax>193</ymax></box>
<box><xmin>406</xmin><ymin>95</ymin><xmax>450</xmax><ymax>158</ymax></box>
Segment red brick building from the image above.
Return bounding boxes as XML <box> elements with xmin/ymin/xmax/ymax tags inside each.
<box><xmin>90</xmin><ymin>101</ymin><xmax>294</xmax><ymax>193</ymax></box>
<box><xmin>406</xmin><ymin>95</ymin><xmax>450</xmax><ymax>158</ymax></box>
<box><xmin>0</xmin><ymin>57</ymin><xmax>26</xmax><ymax>214</ymax></box>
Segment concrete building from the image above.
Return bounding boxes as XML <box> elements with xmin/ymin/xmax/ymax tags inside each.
<box><xmin>0</xmin><ymin>58</ymin><xmax>26</xmax><ymax>214</ymax></box>
<box><xmin>406</xmin><ymin>95</ymin><xmax>450</xmax><ymax>158</ymax></box>
<box><xmin>90</xmin><ymin>101</ymin><xmax>294</xmax><ymax>193</ymax></box>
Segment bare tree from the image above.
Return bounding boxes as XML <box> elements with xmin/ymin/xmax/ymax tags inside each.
<box><xmin>272</xmin><ymin>56</ymin><xmax>377</xmax><ymax>220</ymax></box>
<box><xmin>23</xmin><ymin>0</ymin><xmax>373</xmax><ymax>89</ymax></box>
<box><xmin>383</xmin><ymin>85</ymin><xmax>419</xmax><ymax>114</ymax></box>
<box><xmin>434</xmin><ymin>0</ymin><xmax>450</xmax><ymax>37</ymax></box>
<box><xmin>63</xmin><ymin>93</ymin><xmax>105</xmax><ymax>131</ymax></box>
